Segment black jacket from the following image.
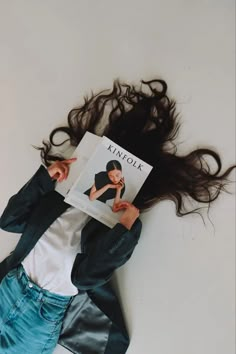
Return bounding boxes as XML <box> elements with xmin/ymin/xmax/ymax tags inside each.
<box><xmin>84</xmin><ymin>171</ymin><xmax>126</xmax><ymax>203</ymax></box>
<box><xmin>0</xmin><ymin>166</ymin><xmax>142</xmax><ymax>354</ymax></box>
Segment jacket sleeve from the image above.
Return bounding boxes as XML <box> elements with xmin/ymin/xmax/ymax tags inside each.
<box><xmin>71</xmin><ymin>219</ymin><xmax>142</xmax><ymax>290</ymax></box>
<box><xmin>0</xmin><ymin>165</ymin><xmax>55</xmax><ymax>233</ymax></box>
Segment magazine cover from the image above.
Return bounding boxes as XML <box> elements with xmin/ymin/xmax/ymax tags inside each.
<box><xmin>64</xmin><ymin>136</ymin><xmax>153</xmax><ymax>228</ymax></box>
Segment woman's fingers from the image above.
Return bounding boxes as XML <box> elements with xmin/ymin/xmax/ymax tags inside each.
<box><xmin>119</xmin><ymin>201</ymin><xmax>131</xmax><ymax>207</ymax></box>
<box><xmin>60</xmin><ymin>162</ymin><xmax>71</xmax><ymax>180</ymax></box>
<box><xmin>119</xmin><ymin>203</ymin><xmax>140</xmax><ymax>230</ymax></box>
<box><xmin>52</xmin><ymin>163</ymin><xmax>66</xmax><ymax>182</ymax></box>
<box><xmin>57</xmin><ymin>163</ymin><xmax>71</xmax><ymax>182</ymax></box>
<box><xmin>112</xmin><ymin>204</ymin><xmax>120</xmax><ymax>212</ymax></box>
<box><xmin>47</xmin><ymin>158</ymin><xmax>77</xmax><ymax>182</ymax></box>
<box><xmin>62</xmin><ymin>158</ymin><xmax>77</xmax><ymax>164</ymax></box>
<box><xmin>119</xmin><ymin>177</ymin><xmax>125</xmax><ymax>187</ymax></box>
<box><xmin>113</xmin><ymin>201</ymin><xmax>131</xmax><ymax>211</ymax></box>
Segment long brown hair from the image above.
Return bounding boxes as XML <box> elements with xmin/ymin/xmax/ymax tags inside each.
<box><xmin>36</xmin><ymin>79</ymin><xmax>235</xmax><ymax>216</ymax></box>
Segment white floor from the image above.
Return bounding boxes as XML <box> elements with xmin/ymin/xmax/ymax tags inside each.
<box><xmin>0</xmin><ymin>1</ymin><xmax>235</xmax><ymax>354</ymax></box>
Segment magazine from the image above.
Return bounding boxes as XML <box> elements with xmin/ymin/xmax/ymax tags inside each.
<box><xmin>57</xmin><ymin>132</ymin><xmax>153</xmax><ymax>228</ymax></box>
<box><xmin>55</xmin><ymin>132</ymin><xmax>101</xmax><ymax>197</ymax></box>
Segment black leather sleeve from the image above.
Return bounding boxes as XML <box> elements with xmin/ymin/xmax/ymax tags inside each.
<box><xmin>0</xmin><ymin>165</ymin><xmax>55</xmax><ymax>233</ymax></box>
<box><xmin>71</xmin><ymin>219</ymin><xmax>142</xmax><ymax>290</ymax></box>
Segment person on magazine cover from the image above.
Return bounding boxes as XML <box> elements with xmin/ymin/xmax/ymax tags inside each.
<box><xmin>84</xmin><ymin>160</ymin><xmax>126</xmax><ymax>210</ymax></box>
<box><xmin>0</xmin><ymin>79</ymin><xmax>235</xmax><ymax>354</ymax></box>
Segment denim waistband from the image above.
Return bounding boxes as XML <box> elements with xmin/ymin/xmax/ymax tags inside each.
<box><xmin>13</xmin><ymin>264</ymin><xmax>72</xmax><ymax>307</ymax></box>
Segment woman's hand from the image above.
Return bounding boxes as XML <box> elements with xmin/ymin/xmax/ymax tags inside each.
<box><xmin>47</xmin><ymin>158</ymin><xmax>77</xmax><ymax>182</ymax></box>
<box><xmin>113</xmin><ymin>201</ymin><xmax>140</xmax><ymax>230</ymax></box>
<box><xmin>111</xmin><ymin>178</ymin><xmax>125</xmax><ymax>212</ymax></box>
<box><xmin>108</xmin><ymin>178</ymin><xmax>125</xmax><ymax>190</ymax></box>
<box><xmin>116</xmin><ymin>177</ymin><xmax>125</xmax><ymax>191</ymax></box>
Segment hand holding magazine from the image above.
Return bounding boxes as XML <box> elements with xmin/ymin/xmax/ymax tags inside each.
<box><xmin>56</xmin><ymin>132</ymin><xmax>153</xmax><ymax>228</ymax></box>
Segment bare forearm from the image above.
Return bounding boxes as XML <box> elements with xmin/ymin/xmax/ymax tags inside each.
<box><xmin>112</xmin><ymin>189</ymin><xmax>122</xmax><ymax>210</ymax></box>
<box><xmin>89</xmin><ymin>185</ymin><xmax>110</xmax><ymax>201</ymax></box>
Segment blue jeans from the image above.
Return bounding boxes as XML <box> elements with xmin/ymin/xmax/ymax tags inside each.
<box><xmin>0</xmin><ymin>265</ymin><xmax>72</xmax><ymax>353</ymax></box>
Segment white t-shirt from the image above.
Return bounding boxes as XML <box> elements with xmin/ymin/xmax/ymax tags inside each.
<box><xmin>22</xmin><ymin>207</ymin><xmax>91</xmax><ymax>296</ymax></box>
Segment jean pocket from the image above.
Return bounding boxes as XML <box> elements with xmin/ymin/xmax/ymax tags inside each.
<box><xmin>6</xmin><ymin>267</ymin><xmax>17</xmax><ymax>279</ymax></box>
<box><xmin>38</xmin><ymin>300</ymin><xmax>66</xmax><ymax>324</ymax></box>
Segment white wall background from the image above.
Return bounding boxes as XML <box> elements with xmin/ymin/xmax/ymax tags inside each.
<box><xmin>0</xmin><ymin>1</ymin><xmax>235</xmax><ymax>354</ymax></box>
